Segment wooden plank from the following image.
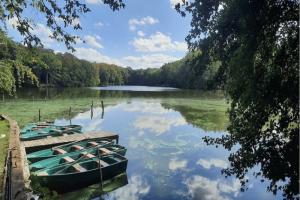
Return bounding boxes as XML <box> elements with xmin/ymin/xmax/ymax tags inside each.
<box><xmin>22</xmin><ymin>131</ymin><xmax>118</xmax><ymax>149</ymax></box>
<box><xmin>1</xmin><ymin>114</ymin><xmax>27</xmax><ymax>200</ymax></box>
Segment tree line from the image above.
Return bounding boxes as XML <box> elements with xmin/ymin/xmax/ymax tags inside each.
<box><xmin>0</xmin><ymin>31</ymin><xmax>222</xmax><ymax>96</ymax></box>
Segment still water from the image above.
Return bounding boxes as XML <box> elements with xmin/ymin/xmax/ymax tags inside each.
<box><xmin>12</xmin><ymin>87</ymin><xmax>284</xmax><ymax>199</ymax></box>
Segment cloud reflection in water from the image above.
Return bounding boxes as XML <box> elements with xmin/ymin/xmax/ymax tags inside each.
<box><xmin>184</xmin><ymin>175</ymin><xmax>240</xmax><ymax>200</ymax></box>
<box><xmin>106</xmin><ymin>175</ymin><xmax>150</xmax><ymax>200</ymax></box>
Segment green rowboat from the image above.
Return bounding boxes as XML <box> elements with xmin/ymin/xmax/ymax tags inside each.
<box><xmin>20</xmin><ymin>122</ymin><xmax>54</xmax><ymax>134</ymax></box>
<box><xmin>32</xmin><ymin>154</ymin><xmax>128</xmax><ymax>193</ymax></box>
<box><xmin>27</xmin><ymin>139</ymin><xmax>115</xmax><ymax>163</ymax></box>
<box><xmin>30</xmin><ymin>144</ymin><xmax>127</xmax><ymax>171</ymax></box>
<box><xmin>20</xmin><ymin>125</ymin><xmax>82</xmax><ymax>141</ymax></box>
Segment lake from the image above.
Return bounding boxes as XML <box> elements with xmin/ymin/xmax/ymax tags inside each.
<box><xmin>0</xmin><ymin>86</ymin><xmax>283</xmax><ymax>200</ymax></box>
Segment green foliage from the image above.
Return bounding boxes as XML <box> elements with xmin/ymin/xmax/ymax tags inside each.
<box><xmin>0</xmin><ymin>61</ymin><xmax>16</xmax><ymax>95</ymax></box>
<box><xmin>0</xmin><ymin>0</ymin><xmax>124</xmax><ymax>51</ymax></box>
<box><xmin>96</xmin><ymin>63</ymin><xmax>129</xmax><ymax>86</ymax></box>
<box><xmin>127</xmin><ymin>51</ymin><xmax>221</xmax><ymax>90</ymax></box>
<box><xmin>0</xmin><ymin>31</ymin><xmax>39</xmax><ymax>95</ymax></box>
<box><xmin>179</xmin><ymin>0</ymin><xmax>299</xmax><ymax>198</ymax></box>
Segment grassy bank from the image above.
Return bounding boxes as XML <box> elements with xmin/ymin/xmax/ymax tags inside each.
<box><xmin>0</xmin><ymin>119</ymin><xmax>9</xmax><ymax>195</ymax></box>
<box><xmin>0</xmin><ymin>97</ymin><xmax>123</xmax><ymax>128</ymax></box>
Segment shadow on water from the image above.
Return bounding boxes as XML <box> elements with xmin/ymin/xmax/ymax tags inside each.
<box><xmin>58</xmin><ymin>173</ymin><xmax>128</xmax><ymax>200</ymax></box>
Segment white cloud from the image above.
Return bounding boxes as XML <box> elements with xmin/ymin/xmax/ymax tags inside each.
<box><xmin>122</xmin><ymin>53</ymin><xmax>180</xmax><ymax>69</ymax></box>
<box><xmin>94</xmin><ymin>21</ymin><xmax>104</xmax><ymax>27</ymax></box>
<box><xmin>197</xmin><ymin>158</ymin><xmax>228</xmax><ymax>169</ymax></box>
<box><xmin>84</xmin><ymin>35</ymin><xmax>103</xmax><ymax>49</ymax></box>
<box><xmin>184</xmin><ymin>176</ymin><xmax>240</xmax><ymax>200</ymax></box>
<box><xmin>169</xmin><ymin>158</ymin><xmax>188</xmax><ymax>171</ymax></box>
<box><xmin>133</xmin><ymin>115</ymin><xmax>187</xmax><ymax>135</ymax></box>
<box><xmin>31</xmin><ymin>23</ymin><xmax>56</xmax><ymax>48</ymax></box>
<box><xmin>129</xmin><ymin>16</ymin><xmax>159</xmax><ymax>31</ymax></box>
<box><xmin>72</xmin><ymin>47</ymin><xmax>182</xmax><ymax>69</ymax></box>
<box><xmin>72</xmin><ymin>47</ymin><xmax>121</xmax><ymax>65</ymax></box>
<box><xmin>137</xmin><ymin>30</ymin><xmax>145</xmax><ymax>37</ymax></box>
<box><xmin>170</xmin><ymin>0</ymin><xmax>186</xmax><ymax>8</ymax></box>
<box><xmin>108</xmin><ymin>175</ymin><xmax>150</xmax><ymax>200</ymax></box>
<box><xmin>7</xmin><ymin>16</ymin><xmax>19</xmax><ymax>27</ymax></box>
<box><xmin>86</xmin><ymin>0</ymin><xmax>102</xmax><ymax>5</ymax></box>
<box><xmin>132</xmin><ymin>32</ymin><xmax>187</xmax><ymax>52</ymax></box>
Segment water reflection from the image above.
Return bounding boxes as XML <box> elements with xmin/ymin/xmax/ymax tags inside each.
<box><xmin>53</xmin><ymin>98</ymin><xmax>281</xmax><ymax>199</ymax></box>
<box><xmin>197</xmin><ymin>158</ymin><xmax>228</xmax><ymax>170</ymax></box>
<box><xmin>184</xmin><ymin>176</ymin><xmax>240</xmax><ymax>200</ymax></box>
<box><xmin>60</xmin><ymin>173</ymin><xmax>128</xmax><ymax>200</ymax></box>
<box><xmin>105</xmin><ymin>175</ymin><xmax>150</xmax><ymax>200</ymax></box>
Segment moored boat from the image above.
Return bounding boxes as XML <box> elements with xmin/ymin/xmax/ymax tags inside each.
<box><xmin>20</xmin><ymin>125</ymin><xmax>82</xmax><ymax>141</ymax></box>
<box><xmin>27</xmin><ymin>138</ymin><xmax>115</xmax><ymax>162</ymax></box>
<box><xmin>20</xmin><ymin>121</ymin><xmax>54</xmax><ymax>134</ymax></box>
<box><xmin>30</xmin><ymin>144</ymin><xmax>127</xmax><ymax>171</ymax></box>
<box><xmin>32</xmin><ymin>154</ymin><xmax>128</xmax><ymax>193</ymax></box>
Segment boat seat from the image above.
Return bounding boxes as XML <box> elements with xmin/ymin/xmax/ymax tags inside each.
<box><xmin>73</xmin><ymin>164</ymin><xmax>87</xmax><ymax>172</ymax></box>
<box><xmin>71</xmin><ymin>145</ymin><xmax>84</xmax><ymax>151</ymax></box>
<box><xmin>63</xmin><ymin>156</ymin><xmax>75</xmax><ymax>163</ymax></box>
<box><xmin>99</xmin><ymin>148</ymin><xmax>113</xmax><ymax>155</ymax></box>
<box><xmin>87</xmin><ymin>141</ymin><xmax>98</xmax><ymax>147</ymax></box>
<box><xmin>54</xmin><ymin>148</ymin><xmax>67</xmax><ymax>155</ymax></box>
<box><xmin>85</xmin><ymin>153</ymin><xmax>95</xmax><ymax>158</ymax></box>
<box><xmin>98</xmin><ymin>160</ymin><xmax>109</xmax><ymax>168</ymax></box>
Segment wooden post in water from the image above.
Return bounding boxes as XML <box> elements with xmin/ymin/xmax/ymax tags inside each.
<box><xmin>2</xmin><ymin>93</ymin><xmax>4</xmax><ymax>102</ymax></box>
<box><xmin>101</xmin><ymin>101</ymin><xmax>104</xmax><ymax>111</ymax></box>
<box><xmin>38</xmin><ymin>109</ymin><xmax>41</xmax><ymax>122</ymax></box>
<box><xmin>69</xmin><ymin>107</ymin><xmax>72</xmax><ymax>125</ymax></box>
<box><xmin>69</xmin><ymin>107</ymin><xmax>72</xmax><ymax>117</ymax></box>
<box><xmin>101</xmin><ymin>100</ymin><xmax>104</xmax><ymax>119</ymax></box>
<box><xmin>91</xmin><ymin>102</ymin><xmax>94</xmax><ymax>119</ymax></box>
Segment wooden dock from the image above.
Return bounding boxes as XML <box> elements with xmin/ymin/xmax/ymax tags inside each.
<box><xmin>23</xmin><ymin>131</ymin><xmax>119</xmax><ymax>152</ymax></box>
<box><xmin>1</xmin><ymin>114</ymin><xmax>119</xmax><ymax>200</ymax></box>
<box><xmin>1</xmin><ymin>115</ymin><xmax>27</xmax><ymax>200</ymax></box>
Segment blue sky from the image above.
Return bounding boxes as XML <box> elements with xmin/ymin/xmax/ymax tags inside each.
<box><xmin>5</xmin><ymin>0</ymin><xmax>191</xmax><ymax>69</ymax></box>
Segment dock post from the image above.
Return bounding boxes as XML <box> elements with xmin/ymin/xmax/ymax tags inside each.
<box><xmin>91</xmin><ymin>103</ymin><xmax>94</xmax><ymax>119</ymax></box>
<box><xmin>101</xmin><ymin>101</ymin><xmax>104</xmax><ymax>119</ymax></box>
<box><xmin>69</xmin><ymin>106</ymin><xmax>72</xmax><ymax>117</ymax></box>
<box><xmin>2</xmin><ymin>92</ymin><xmax>4</xmax><ymax>102</ymax></box>
<box><xmin>38</xmin><ymin>109</ymin><xmax>41</xmax><ymax>122</ymax></box>
<box><xmin>101</xmin><ymin>101</ymin><xmax>104</xmax><ymax>111</ymax></box>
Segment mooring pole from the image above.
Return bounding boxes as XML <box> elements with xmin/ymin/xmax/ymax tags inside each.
<box><xmin>69</xmin><ymin>106</ymin><xmax>72</xmax><ymax>117</ymax></box>
<box><xmin>91</xmin><ymin>103</ymin><xmax>94</xmax><ymax>119</ymax></box>
<box><xmin>2</xmin><ymin>93</ymin><xmax>4</xmax><ymax>102</ymax></box>
<box><xmin>101</xmin><ymin>100</ymin><xmax>104</xmax><ymax>111</ymax></box>
<box><xmin>101</xmin><ymin>100</ymin><xmax>104</xmax><ymax>119</ymax></box>
<box><xmin>39</xmin><ymin>109</ymin><xmax>41</xmax><ymax>122</ymax></box>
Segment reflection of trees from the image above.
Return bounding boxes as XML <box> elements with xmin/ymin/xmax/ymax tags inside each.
<box><xmin>161</xmin><ymin>101</ymin><xmax>228</xmax><ymax>131</ymax></box>
<box><xmin>203</xmin><ymin>103</ymin><xmax>299</xmax><ymax>199</ymax></box>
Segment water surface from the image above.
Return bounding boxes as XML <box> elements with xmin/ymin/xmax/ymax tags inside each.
<box><xmin>0</xmin><ymin>86</ymin><xmax>283</xmax><ymax>199</ymax></box>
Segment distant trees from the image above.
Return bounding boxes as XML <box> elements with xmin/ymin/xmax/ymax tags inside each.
<box><xmin>0</xmin><ymin>32</ymin><xmax>99</xmax><ymax>95</ymax></box>
<box><xmin>127</xmin><ymin>51</ymin><xmax>221</xmax><ymax>90</ymax></box>
<box><xmin>95</xmin><ymin>63</ymin><xmax>129</xmax><ymax>86</ymax></box>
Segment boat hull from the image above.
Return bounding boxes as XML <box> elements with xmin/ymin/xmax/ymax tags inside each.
<box><xmin>35</xmin><ymin>160</ymin><xmax>128</xmax><ymax>193</ymax></box>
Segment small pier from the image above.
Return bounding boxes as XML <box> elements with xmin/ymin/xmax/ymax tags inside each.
<box><xmin>1</xmin><ymin>114</ymin><xmax>119</xmax><ymax>200</ymax></box>
<box><xmin>23</xmin><ymin>131</ymin><xmax>119</xmax><ymax>152</ymax></box>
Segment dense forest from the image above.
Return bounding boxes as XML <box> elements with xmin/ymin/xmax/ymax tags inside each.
<box><xmin>0</xmin><ymin>31</ymin><xmax>221</xmax><ymax>95</ymax></box>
